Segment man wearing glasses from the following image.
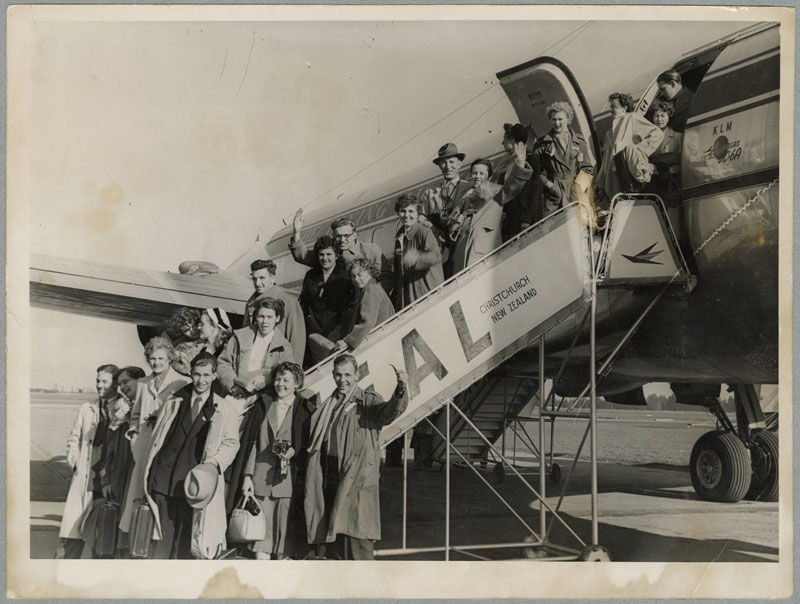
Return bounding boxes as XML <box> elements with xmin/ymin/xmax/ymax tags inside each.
<box><xmin>290</xmin><ymin>210</ymin><xmax>392</xmax><ymax>292</ymax></box>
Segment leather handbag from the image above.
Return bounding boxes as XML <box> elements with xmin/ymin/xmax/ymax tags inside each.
<box><xmin>226</xmin><ymin>495</ymin><xmax>267</xmax><ymax>543</ymax></box>
<box><xmin>129</xmin><ymin>499</ymin><xmax>155</xmax><ymax>559</ymax></box>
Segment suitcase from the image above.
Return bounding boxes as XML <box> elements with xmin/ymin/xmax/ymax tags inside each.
<box><xmin>129</xmin><ymin>499</ymin><xmax>155</xmax><ymax>559</ymax></box>
<box><xmin>94</xmin><ymin>501</ymin><xmax>120</xmax><ymax>558</ymax></box>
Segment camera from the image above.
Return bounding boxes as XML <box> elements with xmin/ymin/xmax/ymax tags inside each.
<box><xmin>272</xmin><ymin>440</ymin><xmax>291</xmax><ymax>456</ymax></box>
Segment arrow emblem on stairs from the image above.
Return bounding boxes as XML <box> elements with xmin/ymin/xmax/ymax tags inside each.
<box><xmin>622</xmin><ymin>243</ymin><xmax>664</xmax><ymax>265</ymax></box>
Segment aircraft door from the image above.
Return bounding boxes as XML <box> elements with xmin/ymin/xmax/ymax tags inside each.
<box><xmin>496</xmin><ymin>57</ymin><xmax>600</xmax><ymax>164</ymax></box>
<box><xmin>370</xmin><ymin>223</ymin><xmax>398</xmax><ymax>260</ymax></box>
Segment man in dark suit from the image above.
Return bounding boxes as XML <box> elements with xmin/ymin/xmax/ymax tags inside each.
<box><xmin>143</xmin><ymin>353</ymin><xmax>239</xmax><ymax>559</ymax></box>
<box><xmin>652</xmin><ymin>69</ymin><xmax>693</xmax><ymax>134</ymax></box>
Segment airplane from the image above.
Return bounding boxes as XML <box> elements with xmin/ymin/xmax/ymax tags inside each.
<box><xmin>30</xmin><ymin>21</ymin><xmax>782</xmax><ymax>505</ymax></box>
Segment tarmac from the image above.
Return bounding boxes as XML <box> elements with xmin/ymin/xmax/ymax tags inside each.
<box><xmin>28</xmin><ymin>399</ymin><xmax>779</xmax><ymax>562</ymax></box>
<box><xmin>30</xmin><ymin>454</ymin><xmax>778</xmax><ymax>562</ymax></box>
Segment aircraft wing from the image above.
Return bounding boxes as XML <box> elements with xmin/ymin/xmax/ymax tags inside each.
<box><xmin>30</xmin><ymin>254</ymin><xmax>253</xmax><ymax>326</ymax></box>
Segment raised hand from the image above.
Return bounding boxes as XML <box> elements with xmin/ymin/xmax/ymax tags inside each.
<box><xmin>293</xmin><ymin>208</ymin><xmax>304</xmax><ymax>235</ymax></box>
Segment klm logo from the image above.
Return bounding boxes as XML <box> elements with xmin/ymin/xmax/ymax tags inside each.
<box><xmin>712</xmin><ymin>121</ymin><xmax>733</xmax><ymax>136</ymax></box>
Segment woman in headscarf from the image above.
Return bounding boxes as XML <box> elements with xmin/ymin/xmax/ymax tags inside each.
<box><xmin>199</xmin><ymin>307</ymin><xmax>234</xmax><ymax>357</ymax></box>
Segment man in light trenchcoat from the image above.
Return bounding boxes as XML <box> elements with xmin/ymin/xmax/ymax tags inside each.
<box><xmin>304</xmin><ymin>355</ymin><xmax>407</xmax><ymax>560</ymax></box>
<box><xmin>57</xmin><ymin>364</ymin><xmax>121</xmax><ymax>558</ymax></box>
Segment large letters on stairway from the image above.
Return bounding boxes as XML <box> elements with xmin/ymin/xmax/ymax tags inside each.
<box><xmin>299</xmin><ymin>205</ymin><xmax>591</xmax><ymax>444</ymax></box>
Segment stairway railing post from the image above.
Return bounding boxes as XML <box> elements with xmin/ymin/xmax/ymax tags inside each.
<box><xmin>445</xmin><ymin>398</ymin><xmax>451</xmax><ymax>560</ymax></box>
<box><xmin>403</xmin><ymin>429</ymin><xmax>409</xmax><ymax>550</ymax></box>
<box><xmin>539</xmin><ymin>335</ymin><xmax>546</xmax><ymax>539</ymax></box>
<box><xmin>590</xmin><ymin>230</ymin><xmax>599</xmax><ymax>547</ymax></box>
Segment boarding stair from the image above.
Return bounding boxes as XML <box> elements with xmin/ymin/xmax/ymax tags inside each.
<box><xmin>431</xmin><ymin>376</ymin><xmax>539</xmax><ymax>466</ymax></box>
<box><xmin>299</xmin><ymin>194</ymin><xmax>689</xmax><ymax>451</ymax></box>
<box><xmin>422</xmin><ymin>193</ymin><xmax>691</xmax><ymax>466</ymax></box>
<box><xmin>297</xmin><ymin>194</ymin><xmax>689</xmax><ymax>561</ymax></box>
<box><xmin>298</xmin><ymin>203</ymin><xmax>594</xmax><ymax>443</ymax></box>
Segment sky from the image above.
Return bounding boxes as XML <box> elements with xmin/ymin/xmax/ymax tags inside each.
<box><xmin>12</xmin><ymin>8</ymin><xmax>758</xmax><ymax>388</ymax></box>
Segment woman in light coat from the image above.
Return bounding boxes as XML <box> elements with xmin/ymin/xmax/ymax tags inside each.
<box><xmin>449</xmin><ymin>158</ymin><xmax>505</xmax><ymax>274</ymax></box>
<box><xmin>392</xmin><ymin>193</ymin><xmax>444</xmax><ymax>311</ymax></box>
<box><xmin>647</xmin><ymin>98</ymin><xmax>684</xmax><ymax>212</ymax></box>
<box><xmin>217</xmin><ymin>297</ymin><xmax>295</xmax><ymax>397</ymax></box>
<box><xmin>119</xmin><ymin>337</ymin><xmax>190</xmax><ymax>534</ymax></box>
<box><xmin>532</xmin><ymin>101</ymin><xmax>595</xmax><ymax>216</ymax></box>
<box><xmin>596</xmin><ymin>93</ymin><xmax>663</xmax><ymax>205</ymax></box>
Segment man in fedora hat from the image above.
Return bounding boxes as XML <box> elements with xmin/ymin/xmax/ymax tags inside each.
<box><xmin>142</xmin><ymin>352</ymin><xmax>240</xmax><ymax>558</ymax></box>
<box><xmin>418</xmin><ymin>142</ymin><xmax>472</xmax><ymax>278</ymax></box>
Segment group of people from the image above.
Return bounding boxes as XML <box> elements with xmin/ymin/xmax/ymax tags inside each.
<box><xmin>57</xmin><ymin>70</ymin><xmax>690</xmax><ymax>561</ymax></box>
<box><xmin>59</xmin><ymin>345</ymin><xmax>407</xmax><ymax>561</ymax></box>
<box><xmin>597</xmin><ymin>69</ymin><xmax>691</xmax><ymax>222</ymax></box>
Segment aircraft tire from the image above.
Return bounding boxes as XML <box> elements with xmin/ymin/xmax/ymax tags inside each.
<box><xmin>578</xmin><ymin>545</ymin><xmax>611</xmax><ymax>562</ymax></box>
<box><xmin>690</xmin><ymin>430</ymin><xmax>751</xmax><ymax>503</ymax></box>
<box><xmin>745</xmin><ymin>430</ymin><xmax>779</xmax><ymax>502</ymax></box>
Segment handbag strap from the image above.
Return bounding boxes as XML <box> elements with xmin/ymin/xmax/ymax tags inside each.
<box><xmin>237</xmin><ymin>493</ymin><xmax>258</xmax><ymax>510</ymax></box>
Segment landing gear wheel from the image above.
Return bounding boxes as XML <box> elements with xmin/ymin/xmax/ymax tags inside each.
<box><xmin>549</xmin><ymin>463</ymin><xmax>561</xmax><ymax>483</ymax></box>
<box><xmin>579</xmin><ymin>545</ymin><xmax>611</xmax><ymax>561</ymax></box>
<box><xmin>746</xmin><ymin>430</ymin><xmax>778</xmax><ymax>502</ymax></box>
<box><xmin>521</xmin><ymin>535</ymin><xmax>548</xmax><ymax>559</ymax></box>
<box><xmin>690</xmin><ymin>430</ymin><xmax>751</xmax><ymax>502</ymax></box>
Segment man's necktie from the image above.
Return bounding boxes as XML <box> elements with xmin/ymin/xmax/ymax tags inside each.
<box><xmin>192</xmin><ymin>396</ymin><xmax>203</xmax><ymax>422</ymax></box>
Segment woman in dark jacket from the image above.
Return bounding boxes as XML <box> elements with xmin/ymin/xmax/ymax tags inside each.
<box><xmin>298</xmin><ymin>236</ymin><xmax>354</xmax><ymax>366</ymax></box>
